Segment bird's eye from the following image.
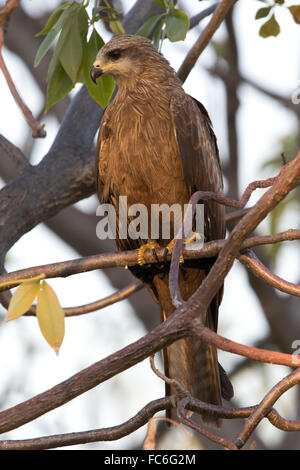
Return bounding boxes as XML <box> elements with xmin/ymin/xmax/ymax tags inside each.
<box><xmin>108</xmin><ymin>49</ymin><xmax>122</xmax><ymax>60</ymax></box>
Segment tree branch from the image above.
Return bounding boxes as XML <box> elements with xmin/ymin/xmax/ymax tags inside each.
<box><xmin>0</xmin><ymin>1</ymin><xmax>46</xmax><ymax>138</ymax></box>
<box><xmin>238</xmin><ymin>248</ymin><xmax>300</xmax><ymax>298</ymax></box>
<box><xmin>0</xmin><ymin>228</ymin><xmax>299</xmax><ymax>294</ymax></box>
<box><xmin>177</xmin><ymin>0</ymin><xmax>238</xmax><ymax>83</ymax></box>
<box><xmin>235</xmin><ymin>368</ymin><xmax>300</xmax><ymax>448</ymax></box>
<box><xmin>0</xmin><ymin>152</ymin><xmax>300</xmax><ymax>442</ymax></box>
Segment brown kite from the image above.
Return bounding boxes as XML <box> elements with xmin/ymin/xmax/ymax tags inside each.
<box><xmin>91</xmin><ymin>35</ymin><xmax>233</xmax><ymax>426</ymax></box>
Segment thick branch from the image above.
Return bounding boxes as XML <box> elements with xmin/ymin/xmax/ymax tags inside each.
<box><xmin>0</xmin><ymin>229</ymin><xmax>299</xmax><ymax>295</ymax></box>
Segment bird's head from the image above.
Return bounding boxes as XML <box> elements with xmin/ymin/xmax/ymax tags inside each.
<box><xmin>90</xmin><ymin>34</ymin><xmax>173</xmax><ymax>86</ymax></box>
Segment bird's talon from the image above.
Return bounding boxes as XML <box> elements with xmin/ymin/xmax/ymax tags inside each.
<box><xmin>152</xmin><ymin>248</ymin><xmax>160</xmax><ymax>263</ymax></box>
<box><xmin>184</xmin><ymin>232</ymin><xmax>202</xmax><ymax>245</ymax></box>
<box><xmin>137</xmin><ymin>241</ymin><xmax>160</xmax><ymax>266</ymax></box>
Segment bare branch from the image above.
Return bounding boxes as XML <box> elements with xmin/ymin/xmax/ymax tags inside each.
<box><xmin>22</xmin><ymin>282</ymin><xmax>143</xmax><ymax>317</ymax></box>
<box><xmin>1</xmin><ymin>390</ymin><xmax>299</xmax><ymax>449</ymax></box>
<box><xmin>235</xmin><ymin>368</ymin><xmax>300</xmax><ymax>448</ymax></box>
<box><xmin>0</xmin><ymin>229</ymin><xmax>299</xmax><ymax>295</ymax></box>
<box><xmin>0</xmin><ymin>134</ymin><xmax>28</xmax><ymax>180</ymax></box>
<box><xmin>238</xmin><ymin>249</ymin><xmax>300</xmax><ymax>298</ymax></box>
<box><xmin>0</xmin><ymin>2</ymin><xmax>46</xmax><ymax>138</ymax></box>
<box><xmin>189</xmin><ymin>3</ymin><xmax>219</xmax><ymax>30</ymax></box>
<box><xmin>0</xmin><ymin>0</ymin><xmax>19</xmax><ymax>24</ymax></box>
<box><xmin>177</xmin><ymin>396</ymin><xmax>238</xmax><ymax>450</ymax></box>
<box><xmin>177</xmin><ymin>0</ymin><xmax>238</xmax><ymax>83</ymax></box>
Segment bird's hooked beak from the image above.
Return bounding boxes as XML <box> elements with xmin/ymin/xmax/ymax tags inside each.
<box><xmin>90</xmin><ymin>64</ymin><xmax>103</xmax><ymax>84</ymax></box>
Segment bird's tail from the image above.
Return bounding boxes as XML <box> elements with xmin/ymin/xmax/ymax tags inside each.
<box><xmin>150</xmin><ymin>268</ymin><xmax>233</xmax><ymax>428</ymax></box>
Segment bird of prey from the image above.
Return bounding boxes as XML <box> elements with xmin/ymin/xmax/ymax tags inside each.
<box><xmin>90</xmin><ymin>34</ymin><xmax>233</xmax><ymax>426</ymax></box>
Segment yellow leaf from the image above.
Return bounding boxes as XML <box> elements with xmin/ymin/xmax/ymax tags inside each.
<box><xmin>36</xmin><ymin>281</ymin><xmax>65</xmax><ymax>355</ymax></box>
<box><xmin>6</xmin><ymin>280</ymin><xmax>40</xmax><ymax>321</ymax></box>
<box><xmin>0</xmin><ymin>273</ymin><xmax>45</xmax><ymax>290</ymax></box>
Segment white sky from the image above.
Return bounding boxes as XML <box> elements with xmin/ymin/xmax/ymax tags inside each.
<box><xmin>0</xmin><ymin>0</ymin><xmax>300</xmax><ymax>449</ymax></box>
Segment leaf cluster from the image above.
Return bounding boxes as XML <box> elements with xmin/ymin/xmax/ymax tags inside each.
<box><xmin>34</xmin><ymin>0</ymin><xmax>191</xmax><ymax>111</ymax></box>
<box><xmin>5</xmin><ymin>277</ymin><xmax>64</xmax><ymax>355</ymax></box>
<box><xmin>254</xmin><ymin>1</ymin><xmax>300</xmax><ymax>38</ymax></box>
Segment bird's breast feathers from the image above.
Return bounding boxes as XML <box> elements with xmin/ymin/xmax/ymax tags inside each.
<box><xmin>98</xmin><ymin>89</ymin><xmax>187</xmax><ymax>207</ymax></box>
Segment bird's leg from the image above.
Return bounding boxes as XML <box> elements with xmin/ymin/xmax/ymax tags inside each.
<box><xmin>137</xmin><ymin>240</ymin><xmax>161</xmax><ymax>266</ymax></box>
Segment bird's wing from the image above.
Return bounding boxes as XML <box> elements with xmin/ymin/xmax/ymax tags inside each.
<box><xmin>95</xmin><ymin>107</ymin><xmax>111</xmax><ymax>205</ymax></box>
<box><xmin>170</xmin><ymin>93</ymin><xmax>225</xmax><ymax>244</ymax></box>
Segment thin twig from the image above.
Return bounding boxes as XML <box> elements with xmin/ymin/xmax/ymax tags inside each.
<box><xmin>235</xmin><ymin>368</ymin><xmax>300</xmax><ymax>448</ymax></box>
<box><xmin>189</xmin><ymin>3</ymin><xmax>219</xmax><ymax>30</ymax></box>
<box><xmin>0</xmin><ymin>3</ymin><xmax>46</xmax><ymax>138</ymax></box>
<box><xmin>0</xmin><ymin>0</ymin><xmax>20</xmax><ymax>24</ymax></box>
<box><xmin>177</xmin><ymin>0</ymin><xmax>238</xmax><ymax>83</ymax></box>
<box><xmin>225</xmin><ymin>207</ymin><xmax>251</xmax><ymax>223</ymax></box>
<box><xmin>23</xmin><ymin>282</ymin><xmax>143</xmax><ymax>317</ymax></box>
<box><xmin>177</xmin><ymin>396</ymin><xmax>238</xmax><ymax>450</ymax></box>
<box><xmin>238</xmin><ymin>249</ymin><xmax>300</xmax><ymax>298</ymax></box>
<box><xmin>142</xmin><ymin>418</ymin><xmax>156</xmax><ymax>450</ymax></box>
<box><xmin>194</xmin><ymin>325</ymin><xmax>300</xmax><ymax>368</ymax></box>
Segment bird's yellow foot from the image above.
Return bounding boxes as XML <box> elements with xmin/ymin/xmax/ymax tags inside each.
<box><xmin>184</xmin><ymin>232</ymin><xmax>202</xmax><ymax>245</ymax></box>
<box><xmin>137</xmin><ymin>240</ymin><xmax>161</xmax><ymax>266</ymax></box>
<box><xmin>164</xmin><ymin>233</ymin><xmax>202</xmax><ymax>263</ymax></box>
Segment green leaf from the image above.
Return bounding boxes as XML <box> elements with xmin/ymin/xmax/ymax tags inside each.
<box><xmin>34</xmin><ymin>6</ymin><xmax>74</xmax><ymax>68</ymax></box>
<box><xmin>136</xmin><ymin>14</ymin><xmax>165</xmax><ymax>37</ymax></box>
<box><xmin>82</xmin><ymin>28</ymin><xmax>115</xmax><ymax>108</ymax></box>
<box><xmin>45</xmin><ymin>4</ymin><xmax>81</xmax><ymax>81</ymax></box>
<box><xmin>288</xmin><ymin>6</ymin><xmax>300</xmax><ymax>24</ymax></box>
<box><xmin>109</xmin><ymin>20</ymin><xmax>125</xmax><ymax>34</ymax></box>
<box><xmin>36</xmin><ymin>281</ymin><xmax>65</xmax><ymax>355</ymax></box>
<box><xmin>35</xmin><ymin>1</ymin><xmax>73</xmax><ymax>37</ymax></box>
<box><xmin>77</xmin><ymin>6</ymin><xmax>89</xmax><ymax>36</ymax></box>
<box><xmin>59</xmin><ymin>16</ymin><xmax>83</xmax><ymax>83</ymax></box>
<box><xmin>34</xmin><ymin>28</ymin><xmax>60</xmax><ymax>67</ymax></box>
<box><xmin>6</xmin><ymin>280</ymin><xmax>40</xmax><ymax>321</ymax></box>
<box><xmin>45</xmin><ymin>60</ymin><xmax>73</xmax><ymax>112</ymax></box>
<box><xmin>165</xmin><ymin>8</ymin><xmax>190</xmax><ymax>42</ymax></box>
<box><xmin>76</xmin><ymin>35</ymin><xmax>87</xmax><ymax>83</ymax></box>
<box><xmin>255</xmin><ymin>6</ymin><xmax>272</xmax><ymax>19</ymax></box>
<box><xmin>259</xmin><ymin>14</ymin><xmax>280</xmax><ymax>38</ymax></box>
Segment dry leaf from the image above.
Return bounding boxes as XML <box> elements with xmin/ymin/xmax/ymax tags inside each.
<box><xmin>6</xmin><ymin>280</ymin><xmax>40</xmax><ymax>321</ymax></box>
<box><xmin>36</xmin><ymin>280</ymin><xmax>65</xmax><ymax>355</ymax></box>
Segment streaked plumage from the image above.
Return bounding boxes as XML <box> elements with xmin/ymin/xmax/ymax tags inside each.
<box><xmin>91</xmin><ymin>35</ymin><xmax>233</xmax><ymax>426</ymax></box>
